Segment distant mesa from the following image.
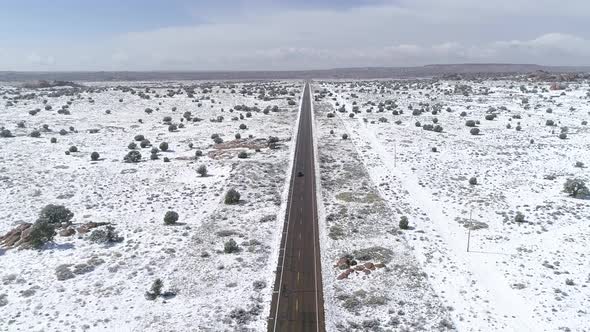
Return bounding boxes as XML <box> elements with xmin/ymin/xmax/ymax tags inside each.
<box><xmin>21</xmin><ymin>80</ymin><xmax>84</xmax><ymax>89</ymax></box>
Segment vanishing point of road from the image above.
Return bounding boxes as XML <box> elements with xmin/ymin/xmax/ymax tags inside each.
<box><xmin>268</xmin><ymin>82</ymin><xmax>326</xmax><ymax>332</ymax></box>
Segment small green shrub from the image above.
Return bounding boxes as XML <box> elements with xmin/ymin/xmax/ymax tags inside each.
<box><xmin>124</xmin><ymin>150</ymin><xmax>142</xmax><ymax>163</ymax></box>
<box><xmin>159</xmin><ymin>142</ymin><xmax>169</xmax><ymax>151</ymax></box>
<box><xmin>197</xmin><ymin>164</ymin><xmax>207</xmax><ymax>177</ymax></box>
<box><xmin>224</xmin><ymin>238</ymin><xmax>240</xmax><ymax>253</ymax></box>
<box><xmin>224</xmin><ymin>189</ymin><xmax>240</xmax><ymax>204</ymax></box>
<box><xmin>399</xmin><ymin>216</ymin><xmax>409</xmax><ymax>230</ymax></box>
<box><xmin>164</xmin><ymin>211</ymin><xmax>179</xmax><ymax>225</ymax></box>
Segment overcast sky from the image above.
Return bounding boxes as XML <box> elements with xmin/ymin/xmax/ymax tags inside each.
<box><xmin>1</xmin><ymin>0</ymin><xmax>589</xmax><ymax>71</ymax></box>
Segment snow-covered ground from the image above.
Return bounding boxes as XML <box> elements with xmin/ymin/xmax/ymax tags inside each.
<box><xmin>314</xmin><ymin>100</ymin><xmax>453</xmax><ymax>331</ymax></box>
<box><xmin>314</xmin><ymin>79</ymin><xmax>590</xmax><ymax>332</ymax></box>
<box><xmin>2</xmin><ymin>78</ymin><xmax>588</xmax><ymax>332</ymax></box>
<box><xmin>0</xmin><ymin>81</ymin><xmax>301</xmax><ymax>331</ymax></box>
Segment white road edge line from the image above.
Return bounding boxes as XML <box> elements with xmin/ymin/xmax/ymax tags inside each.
<box><xmin>309</xmin><ymin>82</ymin><xmax>321</xmax><ymax>332</ymax></box>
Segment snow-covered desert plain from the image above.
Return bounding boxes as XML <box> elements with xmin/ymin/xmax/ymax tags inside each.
<box><xmin>1</xmin><ymin>76</ymin><xmax>589</xmax><ymax>332</ymax></box>
<box><xmin>315</xmin><ymin>78</ymin><xmax>589</xmax><ymax>332</ymax></box>
<box><xmin>0</xmin><ymin>81</ymin><xmax>301</xmax><ymax>331</ymax></box>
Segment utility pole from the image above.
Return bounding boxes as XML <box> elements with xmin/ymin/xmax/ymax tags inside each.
<box><xmin>394</xmin><ymin>141</ymin><xmax>397</xmax><ymax>168</ymax></box>
<box><xmin>467</xmin><ymin>209</ymin><xmax>473</xmax><ymax>252</ymax></box>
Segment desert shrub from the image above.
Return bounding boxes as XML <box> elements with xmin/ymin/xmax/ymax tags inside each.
<box><xmin>327</xmin><ymin>113</ymin><xmax>335</xmax><ymax>118</ymax></box>
<box><xmin>432</xmin><ymin>118</ymin><xmax>439</xmax><ymax>124</ymax></box>
<box><xmin>159</xmin><ymin>142</ymin><xmax>168</xmax><ymax>151</ymax></box>
<box><xmin>69</xmin><ymin>146</ymin><xmax>78</xmax><ymax>152</ymax></box>
<box><xmin>50</xmin><ymin>137</ymin><xmax>57</xmax><ymax>143</ymax></box>
<box><xmin>422</xmin><ymin>124</ymin><xmax>433</xmax><ymax>131</ymax></box>
<box><xmin>124</xmin><ymin>150</ymin><xmax>142</xmax><ymax>163</ymax></box>
<box><xmin>150</xmin><ymin>147</ymin><xmax>159</xmax><ymax>154</ymax></box>
<box><xmin>238</xmin><ymin>151</ymin><xmax>248</xmax><ymax>159</ymax></box>
<box><xmin>470</xmin><ymin>128</ymin><xmax>480</xmax><ymax>135</ymax></box>
<box><xmin>329</xmin><ymin>130</ymin><xmax>334</xmax><ymax>134</ymax></box>
<box><xmin>412</xmin><ymin>109</ymin><xmax>421</xmax><ymax>116</ymax></box>
<box><xmin>145</xmin><ymin>108</ymin><xmax>153</xmax><ymax>114</ymax></box>
<box><xmin>546</xmin><ymin>120</ymin><xmax>554</xmax><ymax>126</ymax></box>
<box><xmin>188</xmin><ymin>142</ymin><xmax>194</xmax><ymax>149</ymax></box>
<box><xmin>17</xmin><ymin>121</ymin><xmax>25</xmax><ymax>128</ymax></box>
<box><xmin>38</xmin><ymin>204</ymin><xmax>74</xmax><ymax>226</ymax></box>
<box><xmin>0</xmin><ymin>129</ymin><xmax>13</xmax><ymax>137</ymax></box>
<box><xmin>197</xmin><ymin>164</ymin><xmax>207</xmax><ymax>177</ymax></box>
<box><xmin>575</xmin><ymin>161</ymin><xmax>584</xmax><ymax>168</ymax></box>
<box><xmin>433</xmin><ymin>125</ymin><xmax>443</xmax><ymax>133</ymax></box>
<box><xmin>582</xmin><ymin>121</ymin><xmax>588</xmax><ymax>125</ymax></box>
<box><xmin>163</xmin><ymin>116</ymin><xmax>172</xmax><ymax>122</ymax></box>
<box><xmin>28</xmin><ymin>220</ymin><xmax>56</xmax><ymax>249</ymax></box>
<box><xmin>465</xmin><ymin>120</ymin><xmax>476</xmax><ymax>127</ymax></box>
<box><xmin>213</xmin><ymin>137</ymin><xmax>223</xmax><ymax>144</ymax></box>
<box><xmin>469</xmin><ymin>177</ymin><xmax>477</xmax><ymax>185</ymax></box>
<box><xmin>195</xmin><ymin>150</ymin><xmax>203</xmax><ymax>158</ymax></box>
<box><xmin>150</xmin><ymin>152</ymin><xmax>158</xmax><ymax>160</ymax></box>
<box><xmin>59</xmin><ymin>129</ymin><xmax>68</xmax><ymax>135</ymax></box>
<box><xmin>460</xmin><ymin>111</ymin><xmax>467</xmax><ymax>117</ymax></box>
<box><xmin>128</xmin><ymin>142</ymin><xmax>137</xmax><ymax>150</ymax></box>
<box><xmin>563</xmin><ymin>178</ymin><xmax>588</xmax><ymax>198</ymax></box>
<box><xmin>163</xmin><ymin>157</ymin><xmax>170</xmax><ymax>162</ymax></box>
<box><xmin>145</xmin><ymin>279</ymin><xmax>163</xmax><ymax>300</ymax></box>
<box><xmin>140</xmin><ymin>139</ymin><xmax>151</xmax><ymax>148</ymax></box>
<box><xmin>399</xmin><ymin>216</ymin><xmax>409</xmax><ymax>230</ymax></box>
<box><xmin>91</xmin><ymin>152</ymin><xmax>100</xmax><ymax>161</ymax></box>
<box><xmin>515</xmin><ymin>125</ymin><xmax>522</xmax><ymax>131</ymax></box>
<box><xmin>164</xmin><ymin>211</ymin><xmax>179</xmax><ymax>225</ymax></box>
<box><xmin>559</xmin><ymin>133</ymin><xmax>567</xmax><ymax>139</ymax></box>
<box><xmin>239</xmin><ymin>123</ymin><xmax>247</xmax><ymax>130</ymax></box>
<box><xmin>168</xmin><ymin>124</ymin><xmax>177</xmax><ymax>132</ymax></box>
<box><xmin>414</xmin><ymin>121</ymin><xmax>421</xmax><ymax>127</ymax></box>
<box><xmin>485</xmin><ymin>114</ymin><xmax>495</xmax><ymax>121</ymax></box>
<box><xmin>342</xmin><ymin>133</ymin><xmax>348</xmax><ymax>140</ymax></box>
<box><xmin>224</xmin><ymin>189</ymin><xmax>240</xmax><ymax>204</ymax></box>
<box><xmin>224</xmin><ymin>238</ymin><xmax>240</xmax><ymax>253</ymax></box>
<box><xmin>30</xmin><ymin>130</ymin><xmax>41</xmax><ymax>138</ymax></box>
<box><xmin>134</xmin><ymin>134</ymin><xmax>145</xmax><ymax>141</ymax></box>
<box><xmin>514</xmin><ymin>212</ymin><xmax>525</xmax><ymax>223</ymax></box>
<box><xmin>88</xmin><ymin>226</ymin><xmax>123</xmax><ymax>244</ymax></box>
<box><xmin>235</xmin><ymin>133</ymin><xmax>241</xmax><ymax>139</ymax></box>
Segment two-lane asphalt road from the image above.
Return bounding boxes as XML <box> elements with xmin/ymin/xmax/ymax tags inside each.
<box><xmin>268</xmin><ymin>82</ymin><xmax>325</xmax><ymax>332</ymax></box>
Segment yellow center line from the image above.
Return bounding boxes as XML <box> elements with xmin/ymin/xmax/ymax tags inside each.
<box><xmin>295</xmin><ymin>298</ymin><xmax>299</xmax><ymax>313</ymax></box>
<box><xmin>297</xmin><ymin>272</ymin><xmax>300</xmax><ymax>284</ymax></box>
